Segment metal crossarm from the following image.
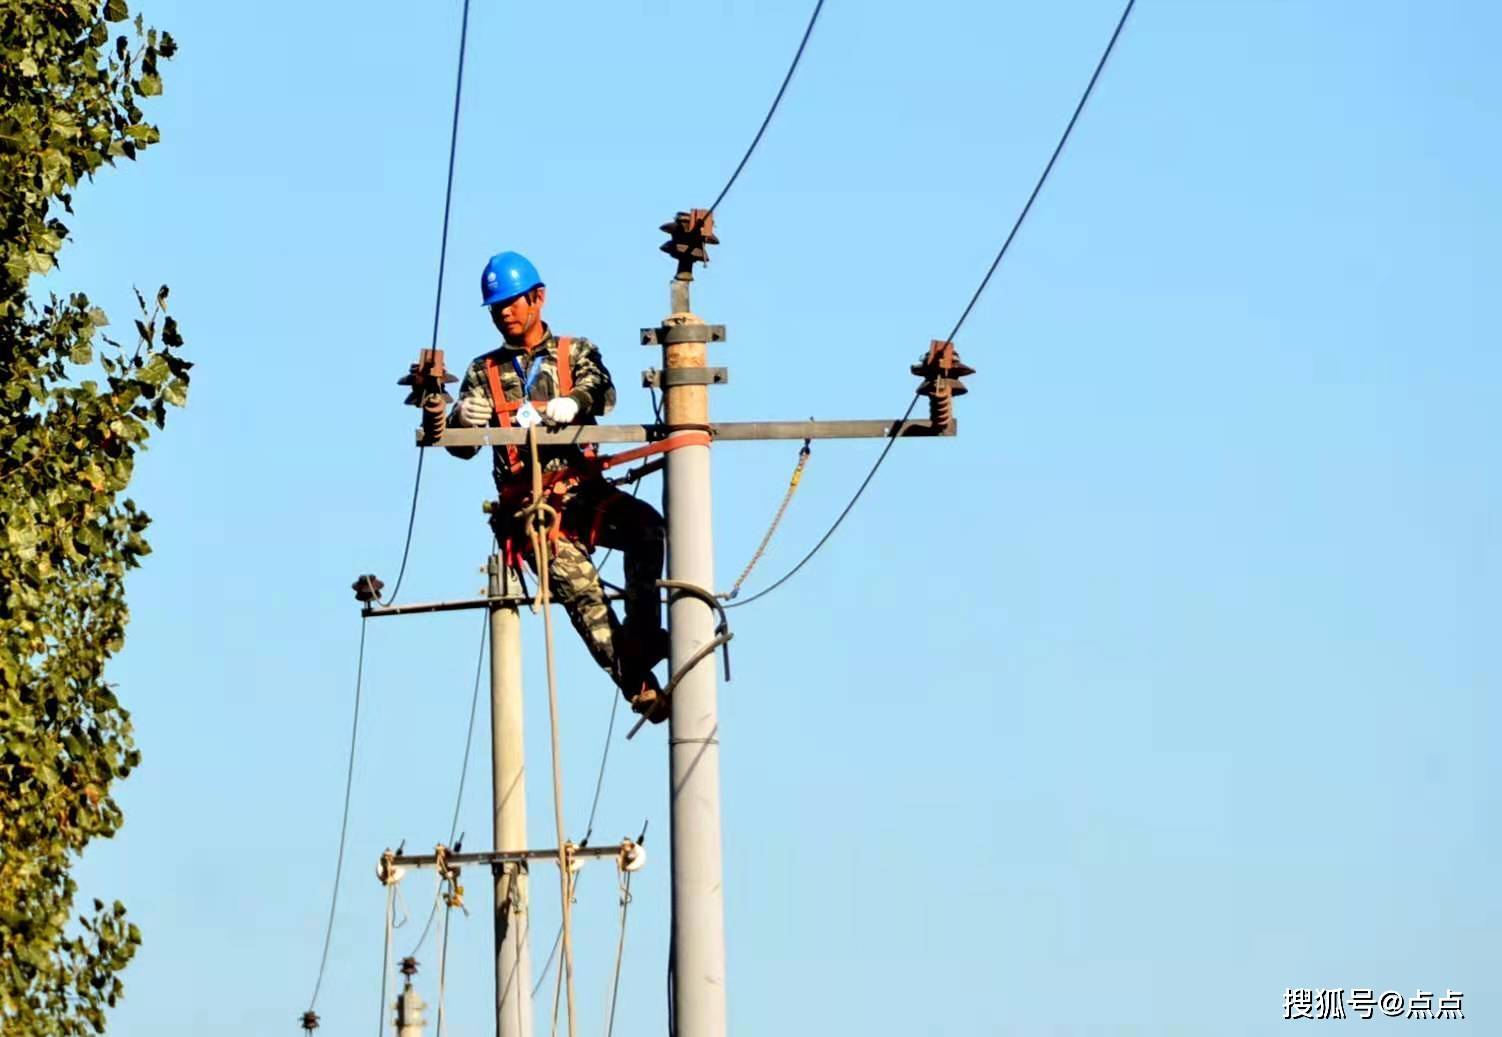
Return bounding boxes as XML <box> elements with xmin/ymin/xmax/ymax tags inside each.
<box><xmin>389</xmin><ymin>845</ymin><xmax>633</xmax><ymax>870</ymax></box>
<box><xmin>429</xmin><ymin>418</ymin><xmax>955</xmax><ymax>448</ymax></box>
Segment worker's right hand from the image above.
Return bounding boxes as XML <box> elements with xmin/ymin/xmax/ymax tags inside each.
<box><xmin>459</xmin><ymin>394</ymin><xmax>492</xmax><ymax>427</ymax></box>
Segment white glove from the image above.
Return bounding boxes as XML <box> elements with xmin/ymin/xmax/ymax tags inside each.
<box><xmin>544</xmin><ymin>396</ymin><xmax>580</xmax><ymax>425</ymax></box>
<box><xmin>459</xmin><ymin>393</ymin><xmax>492</xmax><ymax>427</ymax></box>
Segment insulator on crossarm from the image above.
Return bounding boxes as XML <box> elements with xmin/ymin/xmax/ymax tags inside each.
<box><xmin>912</xmin><ymin>339</ymin><xmax>973</xmax><ymax>431</ymax></box>
<box><xmin>927</xmin><ymin>383</ymin><xmax>954</xmax><ymax>427</ymax></box>
<box><xmin>420</xmin><ymin>393</ymin><xmax>448</xmax><ymax>445</ymax></box>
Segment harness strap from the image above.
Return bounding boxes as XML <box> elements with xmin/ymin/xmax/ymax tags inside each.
<box><xmin>556</xmin><ymin>336</ymin><xmax>573</xmax><ymax>398</ymax></box>
<box><xmin>484</xmin><ymin>335</ymin><xmax>577</xmax><ymax>472</ymax></box>
<box><xmin>483</xmin><ymin>356</ymin><xmax>524</xmax><ymax>474</ymax></box>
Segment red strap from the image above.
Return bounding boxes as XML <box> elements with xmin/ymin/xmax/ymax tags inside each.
<box><xmin>556</xmin><ymin>336</ymin><xmax>573</xmax><ymax>398</ymax></box>
<box><xmin>484</xmin><ymin>357</ymin><xmax>523</xmax><ymax>473</ymax></box>
<box><xmin>594</xmin><ymin>430</ymin><xmax>711</xmax><ymax>473</ymax></box>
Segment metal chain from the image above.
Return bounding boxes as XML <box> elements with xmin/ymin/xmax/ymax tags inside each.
<box><xmin>724</xmin><ymin>440</ymin><xmax>811</xmax><ymax>600</ymax></box>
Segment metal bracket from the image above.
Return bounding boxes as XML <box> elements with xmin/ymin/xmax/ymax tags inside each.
<box><xmin>640</xmin><ymin>324</ymin><xmax>727</xmax><ymax>346</ymax></box>
<box><xmin>642</xmin><ymin>367</ymin><xmax>729</xmax><ymax>389</ymax></box>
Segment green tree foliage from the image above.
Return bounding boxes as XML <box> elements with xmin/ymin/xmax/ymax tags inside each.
<box><xmin>1</xmin><ymin>2</ymin><xmax>183</xmax><ymax>1031</ymax></box>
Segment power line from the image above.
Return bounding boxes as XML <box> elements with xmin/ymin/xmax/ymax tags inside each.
<box><xmin>406</xmin><ymin>609</ymin><xmax>488</xmax><ymax>959</ymax></box>
<box><xmin>377</xmin><ymin>0</ymin><xmax>474</xmax><ymax>607</ymax></box>
<box><xmin>708</xmin><ymin>0</ymin><xmax>826</xmax><ymax>214</ymax></box>
<box><xmin>306</xmin><ymin>618</ymin><xmax>368</xmax><ymax>1014</ymax></box>
<box><xmin>377</xmin><ymin>449</ymin><xmax>424</xmax><ymax>607</ymax></box>
<box><xmin>727</xmin><ymin>0</ymin><xmax>1138</xmax><ymax>609</ymax></box>
<box><xmin>304</xmin><ymin>3</ymin><xmax>475</xmax><ymax>1017</ymax></box>
<box><xmin>942</xmin><ymin>0</ymin><xmax>1137</xmax><ymax>345</ymax></box>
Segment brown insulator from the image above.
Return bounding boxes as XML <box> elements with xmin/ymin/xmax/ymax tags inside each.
<box><xmin>927</xmin><ymin>383</ymin><xmax>954</xmax><ymax>428</ymax></box>
<box><xmin>420</xmin><ymin>393</ymin><xmax>447</xmax><ymax>446</ymax></box>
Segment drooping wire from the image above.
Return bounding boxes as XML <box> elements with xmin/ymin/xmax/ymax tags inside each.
<box><xmin>707</xmin><ymin>0</ymin><xmax>826</xmax><ymax>214</ymax></box>
<box><xmin>406</xmin><ymin>609</ymin><xmax>489</xmax><ymax>958</ymax></box>
<box><xmin>377</xmin><ymin>449</ymin><xmax>425</xmax><ymax>607</ymax></box>
<box><xmin>436</xmin><ymin>900</ymin><xmax>454</xmax><ymax>1036</ymax></box>
<box><xmin>376</xmin><ymin>0</ymin><xmax>474</xmax><ymax>608</ymax></box>
<box><xmin>724</xmin><ymin>397</ymin><xmax>915</xmax><ymax>610</ymax></box>
<box><xmin>377</xmin><ymin>883</ymin><xmax>395</xmax><ymax>1037</ymax></box>
<box><xmin>604</xmin><ymin>871</ymin><xmax>633</xmax><ymax>1037</ymax></box>
<box><xmin>726</xmin><ymin>0</ymin><xmax>1138</xmax><ymax>608</ymax></box>
<box><xmin>306</xmin><ymin>617</ymin><xmax>368</xmax><ymax>1014</ymax></box>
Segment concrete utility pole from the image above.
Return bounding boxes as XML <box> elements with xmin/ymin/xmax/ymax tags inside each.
<box><xmin>489</xmin><ymin>556</ymin><xmax>534</xmax><ymax>1037</ymax></box>
<box><xmin>656</xmin><ymin>213</ymin><xmax>729</xmax><ymax>1037</ymax></box>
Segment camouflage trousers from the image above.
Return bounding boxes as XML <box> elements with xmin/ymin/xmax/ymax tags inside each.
<box><xmin>492</xmin><ymin>480</ymin><xmax>666</xmax><ymax>698</ymax></box>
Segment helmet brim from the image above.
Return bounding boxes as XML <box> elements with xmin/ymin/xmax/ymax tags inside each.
<box><xmin>481</xmin><ymin>281</ymin><xmax>545</xmax><ymax>308</ymax></box>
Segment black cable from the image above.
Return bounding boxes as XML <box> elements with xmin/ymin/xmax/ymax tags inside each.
<box><xmin>726</xmin><ymin>0</ymin><xmax>1137</xmax><ymax>608</ymax></box>
<box><xmin>604</xmin><ymin>871</ymin><xmax>632</xmax><ymax>1037</ymax></box>
<box><xmin>377</xmin><ymin>0</ymin><xmax>473</xmax><ymax>608</ymax></box>
<box><xmin>943</xmin><ymin>0</ymin><xmax>1137</xmax><ymax>345</ymax></box>
<box><xmin>406</xmin><ymin>609</ymin><xmax>488</xmax><ymax>958</ymax></box>
<box><xmin>725</xmin><ymin>393</ymin><xmax>919</xmax><ymax>610</ymax></box>
<box><xmin>707</xmin><ymin>0</ymin><xmax>826</xmax><ymax>214</ymax></box>
<box><xmin>307</xmin><ymin>617</ymin><xmax>368</xmax><ymax>1013</ymax></box>
<box><xmin>377</xmin><ymin>448</ymin><xmax>424</xmax><ymax>607</ymax></box>
<box><xmin>429</xmin><ymin>0</ymin><xmax>472</xmax><ymax>351</ymax></box>
<box><xmin>582</xmin><ymin>692</ymin><xmax>621</xmax><ymax>847</ymax></box>
<box><xmin>446</xmin><ymin>610</ymin><xmax>488</xmax><ymax>843</ymax></box>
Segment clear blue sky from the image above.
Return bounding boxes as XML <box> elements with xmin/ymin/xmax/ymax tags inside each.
<box><xmin>49</xmin><ymin>0</ymin><xmax>1498</xmax><ymax>1033</ymax></box>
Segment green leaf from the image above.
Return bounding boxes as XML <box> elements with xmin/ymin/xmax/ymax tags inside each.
<box><xmin>70</xmin><ymin>342</ymin><xmax>93</xmax><ymax>365</ymax></box>
<box><xmin>105</xmin><ymin>0</ymin><xmax>129</xmax><ymax>21</ymax></box>
<box><xmin>138</xmin><ymin>74</ymin><xmax>161</xmax><ymax>97</ymax></box>
<box><xmin>138</xmin><ymin>354</ymin><xmax>169</xmax><ymax>386</ymax></box>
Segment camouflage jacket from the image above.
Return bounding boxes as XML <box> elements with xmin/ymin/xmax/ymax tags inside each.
<box><xmin>446</xmin><ymin>326</ymin><xmax>617</xmax><ymax>490</ymax></box>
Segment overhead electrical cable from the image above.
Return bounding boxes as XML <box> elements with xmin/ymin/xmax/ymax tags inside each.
<box><xmin>302</xmin><ymin>2</ymin><xmax>475</xmax><ymax>1021</ymax></box>
<box><xmin>377</xmin><ymin>0</ymin><xmax>474</xmax><ymax>607</ymax></box>
<box><xmin>407</xmin><ymin>610</ymin><xmax>489</xmax><ymax>959</ymax></box>
<box><xmin>726</xmin><ymin>0</ymin><xmax>1138</xmax><ymax>609</ymax></box>
<box><xmin>305</xmin><ymin>618</ymin><xmax>369</xmax><ymax>1015</ymax></box>
<box><xmin>708</xmin><ymin>0</ymin><xmax>826</xmax><ymax>214</ymax></box>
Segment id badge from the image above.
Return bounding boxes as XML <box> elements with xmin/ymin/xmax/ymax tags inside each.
<box><xmin>516</xmin><ymin>400</ymin><xmax>542</xmax><ymax>428</ymax></box>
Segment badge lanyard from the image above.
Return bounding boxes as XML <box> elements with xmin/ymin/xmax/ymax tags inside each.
<box><xmin>511</xmin><ymin>351</ymin><xmax>546</xmax><ymax>428</ymax></box>
<box><xmin>512</xmin><ymin>352</ymin><xmax>546</xmax><ymax>398</ymax></box>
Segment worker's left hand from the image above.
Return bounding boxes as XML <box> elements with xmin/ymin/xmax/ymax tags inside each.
<box><xmin>544</xmin><ymin>397</ymin><xmax>580</xmax><ymax>425</ymax></box>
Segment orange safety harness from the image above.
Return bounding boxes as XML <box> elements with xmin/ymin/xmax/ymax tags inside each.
<box><xmin>484</xmin><ymin>336</ymin><xmax>710</xmax><ymax>548</ymax></box>
<box><xmin>485</xmin><ymin>336</ymin><xmax>582</xmax><ymax>475</ymax></box>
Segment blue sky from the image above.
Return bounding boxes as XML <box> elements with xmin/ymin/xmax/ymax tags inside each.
<box><xmin>48</xmin><ymin>0</ymin><xmax>1498</xmax><ymax>1033</ymax></box>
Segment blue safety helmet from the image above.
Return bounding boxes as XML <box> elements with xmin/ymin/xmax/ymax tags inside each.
<box><xmin>480</xmin><ymin>251</ymin><xmax>544</xmax><ymax>307</ymax></box>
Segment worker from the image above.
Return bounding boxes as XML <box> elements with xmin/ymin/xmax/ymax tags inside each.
<box><xmin>447</xmin><ymin>251</ymin><xmax>670</xmax><ymax>722</ymax></box>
